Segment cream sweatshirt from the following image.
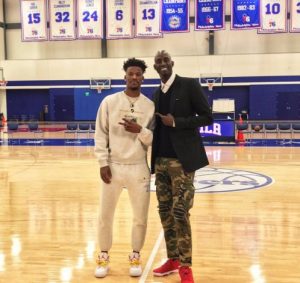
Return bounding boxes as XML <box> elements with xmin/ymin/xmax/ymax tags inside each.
<box><xmin>94</xmin><ymin>91</ymin><xmax>155</xmax><ymax>167</ymax></box>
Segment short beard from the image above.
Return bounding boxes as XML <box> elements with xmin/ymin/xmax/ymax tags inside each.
<box><xmin>129</xmin><ymin>86</ymin><xmax>139</xmax><ymax>91</ymax></box>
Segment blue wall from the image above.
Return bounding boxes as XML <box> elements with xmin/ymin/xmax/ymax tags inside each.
<box><xmin>6</xmin><ymin>79</ymin><xmax>300</xmax><ymax>121</ymax></box>
<box><xmin>249</xmin><ymin>85</ymin><xmax>300</xmax><ymax>120</ymax></box>
<box><xmin>7</xmin><ymin>89</ymin><xmax>49</xmax><ymax>120</ymax></box>
<box><xmin>74</xmin><ymin>88</ymin><xmax>122</xmax><ymax>120</ymax></box>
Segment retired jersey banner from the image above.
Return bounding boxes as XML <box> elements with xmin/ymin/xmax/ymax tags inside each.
<box><xmin>231</xmin><ymin>0</ymin><xmax>261</xmax><ymax>29</ymax></box>
<box><xmin>195</xmin><ymin>0</ymin><xmax>225</xmax><ymax>31</ymax></box>
<box><xmin>106</xmin><ymin>0</ymin><xmax>133</xmax><ymax>39</ymax></box>
<box><xmin>259</xmin><ymin>0</ymin><xmax>287</xmax><ymax>33</ymax></box>
<box><xmin>161</xmin><ymin>0</ymin><xmax>189</xmax><ymax>33</ymax></box>
<box><xmin>49</xmin><ymin>0</ymin><xmax>76</xmax><ymax>40</ymax></box>
<box><xmin>21</xmin><ymin>0</ymin><xmax>48</xmax><ymax>41</ymax></box>
<box><xmin>289</xmin><ymin>0</ymin><xmax>300</xmax><ymax>32</ymax></box>
<box><xmin>77</xmin><ymin>0</ymin><xmax>103</xmax><ymax>39</ymax></box>
<box><xmin>135</xmin><ymin>0</ymin><xmax>162</xmax><ymax>37</ymax></box>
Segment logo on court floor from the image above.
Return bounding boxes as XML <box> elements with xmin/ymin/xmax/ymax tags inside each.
<box><xmin>150</xmin><ymin>167</ymin><xmax>273</xmax><ymax>193</ymax></box>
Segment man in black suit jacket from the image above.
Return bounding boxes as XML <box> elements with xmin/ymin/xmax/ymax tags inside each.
<box><xmin>151</xmin><ymin>50</ymin><xmax>213</xmax><ymax>283</ymax></box>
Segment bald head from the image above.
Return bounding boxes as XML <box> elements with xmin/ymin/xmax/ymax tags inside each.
<box><xmin>153</xmin><ymin>50</ymin><xmax>174</xmax><ymax>83</ymax></box>
<box><xmin>155</xmin><ymin>50</ymin><xmax>171</xmax><ymax>59</ymax></box>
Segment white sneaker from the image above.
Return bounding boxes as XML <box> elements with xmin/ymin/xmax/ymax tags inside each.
<box><xmin>129</xmin><ymin>252</ymin><xmax>142</xmax><ymax>277</ymax></box>
<box><xmin>95</xmin><ymin>252</ymin><xmax>110</xmax><ymax>278</ymax></box>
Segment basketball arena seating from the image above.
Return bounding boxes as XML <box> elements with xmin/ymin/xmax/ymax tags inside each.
<box><xmin>250</xmin><ymin>123</ymin><xmax>264</xmax><ymax>140</ymax></box>
<box><xmin>4</xmin><ymin>121</ymin><xmax>19</xmax><ymax>138</ymax></box>
<box><xmin>1</xmin><ymin>120</ymin><xmax>298</xmax><ymax>144</ymax></box>
<box><xmin>277</xmin><ymin>123</ymin><xmax>292</xmax><ymax>141</ymax></box>
<box><xmin>64</xmin><ymin>122</ymin><xmax>78</xmax><ymax>138</ymax></box>
<box><xmin>264</xmin><ymin>123</ymin><xmax>278</xmax><ymax>139</ymax></box>
<box><xmin>89</xmin><ymin>123</ymin><xmax>95</xmax><ymax>135</ymax></box>
<box><xmin>76</xmin><ymin>123</ymin><xmax>90</xmax><ymax>138</ymax></box>
<box><xmin>235</xmin><ymin>121</ymin><xmax>299</xmax><ymax>143</ymax></box>
<box><xmin>28</xmin><ymin>121</ymin><xmax>44</xmax><ymax>138</ymax></box>
<box><xmin>292</xmin><ymin>123</ymin><xmax>300</xmax><ymax>141</ymax></box>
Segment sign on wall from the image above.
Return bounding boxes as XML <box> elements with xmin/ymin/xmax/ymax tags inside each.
<box><xmin>106</xmin><ymin>0</ymin><xmax>133</xmax><ymax>39</ymax></box>
<box><xmin>200</xmin><ymin>120</ymin><xmax>235</xmax><ymax>142</ymax></box>
<box><xmin>20</xmin><ymin>0</ymin><xmax>48</xmax><ymax>41</ymax></box>
<box><xmin>258</xmin><ymin>0</ymin><xmax>287</xmax><ymax>33</ymax></box>
<box><xmin>289</xmin><ymin>0</ymin><xmax>300</xmax><ymax>32</ymax></box>
<box><xmin>49</xmin><ymin>0</ymin><xmax>76</xmax><ymax>40</ymax></box>
<box><xmin>77</xmin><ymin>0</ymin><xmax>103</xmax><ymax>39</ymax></box>
<box><xmin>231</xmin><ymin>0</ymin><xmax>261</xmax><ymax>29</ymax></box>
<box><xmin>19</xmin><ymin>0</ymin><xmax>295</xmax><ymax>41</ymax></box>
<box><xmin>195</xmin><ymin>0</ymin><xmax>225</xmax><ymax>31</ymax></box>
<box><xmin>135</xmin><ymin>0</ymin><xmax>162</xmax><ymax>38</ymax></box>
<box><xmin>160</xmin><ymin>0</ymin><xmax>189</xmax><ymax>33</ymax></box>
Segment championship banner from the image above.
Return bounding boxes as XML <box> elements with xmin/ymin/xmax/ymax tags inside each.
<box><xmin>258</xmin><ymin>0</ymin><xmax>287</xmax><ymax>33</ymax></box>
<box><xmin>161</xmin><ymin>0</ymin><xmax>189</xmax><ymax>33</ymax></box>
<box><xmin>195</xmin><ymin>0</ymin><xmax>225</xmax><ymax>31</ymax></box>
<box><xmin>20</xmin><ymin>0</ymin><xmax>48</xmax><ymax>41</ymax></box>
<box><xmin>49</xmin><ymin>0</ymin><xmax>76</xmax><ymax>40</ymax></box>
<box><xmin>135</xmin><ymin>0</ymin><xmax>162</xmax><ymax>38</ymax></box>
<box><xmin>231</xmin><ymin>0</ymin><xmax>261</xmax><ymax>29</ymax></box>
<box><xmin>77</xmin><ymin>0</ymin><xmax>103</xmax><ymax>39</ymax></box>
<box><xmin>106</xmin><ymin>0</ymin><xmax>133</xmax><ymax>39</ymax></box>
<box><xmin>289</xmin><ymin>0</ymin><xmax>300</xmax><ymax>32</ymax></box>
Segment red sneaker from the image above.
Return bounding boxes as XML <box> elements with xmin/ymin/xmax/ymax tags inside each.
<box><xmin>179</xmin><ymin>266</ymin><xmax>194</xmax><ymax>283</ymax></box>
<box><xmin>153</xmin><ymin>259</ymin><xmax>179</xmax><ymax>276</ymax></box>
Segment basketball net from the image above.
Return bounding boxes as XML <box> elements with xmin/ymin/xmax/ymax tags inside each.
<box><xmin>207</xmin><ymin>82</ymin><xmax>214</xmax><ymax>91</ymax></box>
<box><xmin>96</xmin><ymin>86</ymin><xmax>103</xmax><ymax>93</ymax></box>
<box><xmin>96</xmin><ymin>83</ymin><xmax>105</xmax><ymax>93</ymax></box>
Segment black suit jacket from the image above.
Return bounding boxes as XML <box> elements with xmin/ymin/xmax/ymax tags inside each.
<box><xmin>151</xmin><ymin>75</ymin><xmax>213</xmax><ymax>173</ymax></box>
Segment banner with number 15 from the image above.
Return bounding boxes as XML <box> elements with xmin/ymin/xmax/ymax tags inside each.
<box><xmin>21</xmin><ymin>0</ymin><xmax>48</xmax><ymax>42</ymax></box>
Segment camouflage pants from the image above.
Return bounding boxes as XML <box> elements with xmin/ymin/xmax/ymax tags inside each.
<box><xmin>155</xmin><ymin>157</ymin><xmax>195</xmax><ymax>266</ymax></box>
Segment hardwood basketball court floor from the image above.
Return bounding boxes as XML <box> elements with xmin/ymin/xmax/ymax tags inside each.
<box><xmin>0</xmin><ymin>145</ymin><xmax>299</xmax><ymax>283</ymax></box>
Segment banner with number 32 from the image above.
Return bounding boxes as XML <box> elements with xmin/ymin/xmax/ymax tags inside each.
<box><xmin>49</xmin><ymin>0</ymin><xmax>76</xmax><ymax>40</ymax></box>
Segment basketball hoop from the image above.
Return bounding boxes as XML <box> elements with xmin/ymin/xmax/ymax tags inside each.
<box><xmin>90</xmin><ymin>78</ymin><xmax>111</xmax><ymax>94</ymax></box>
<box><xmin>207</xmin><ymin>82</ymin><xmax>214</xmax><ymax>91</ymax></box>
<box><xmin>200</xmin><ymin>73</ymin><xmax>222</xmax><ymax>91</ymax></box>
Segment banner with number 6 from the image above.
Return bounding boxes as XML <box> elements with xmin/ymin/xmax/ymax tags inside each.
<box><xmin>77</xmin><ymin>0</ymin><xmax>103</xmax><ymax>39</ymax></box>
<box><xmin>49</xmin><ymin>0</ymin><xmax>76</xmax><ymax>40</ymax></box>
<box><xmin>21</xmin><ymin>0</ymin><xmax>48</xmax><ymax>41</ymax></box>
<box><xmin>135</xmin><ymin>0</ymin><xmax>162</xmax><ymax>38</ymax></box>
<box><xmin>106</xmin><ymin>0</ymin><xmax>133</xmax><ymax>39</ymax></box>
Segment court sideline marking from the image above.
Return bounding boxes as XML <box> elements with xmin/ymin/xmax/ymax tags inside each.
<box><xmin>139</xmin><ymin>229</ymin><xmax>164</xmax><ymax>283</ymax></box>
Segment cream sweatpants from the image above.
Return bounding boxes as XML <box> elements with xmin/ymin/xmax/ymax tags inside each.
<box><xmin>98</xmin><ymin>162</ymin><xmax>151</xmax><ymax>252</ymax></box>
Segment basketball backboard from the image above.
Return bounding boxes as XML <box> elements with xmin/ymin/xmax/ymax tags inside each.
<box><xmin>0</xmin><ymin>68</ymin><xmax>7</xmax><ymax>87</ymax></box>
<box><xmin>90</xmin><ymin>77</ymin><xmax>111</xmax><ymax>93</ymax></box>
<box><xmin>200</xmin><ymin>73</ymin><xmax>223</xmax><ymax>91</ymax></box>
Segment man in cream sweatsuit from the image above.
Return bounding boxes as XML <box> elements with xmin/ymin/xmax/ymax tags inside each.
<box><xmin>94</xmin><ymin>58</ymin><xmax>155</xmax><ymax>278</ymax></box>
